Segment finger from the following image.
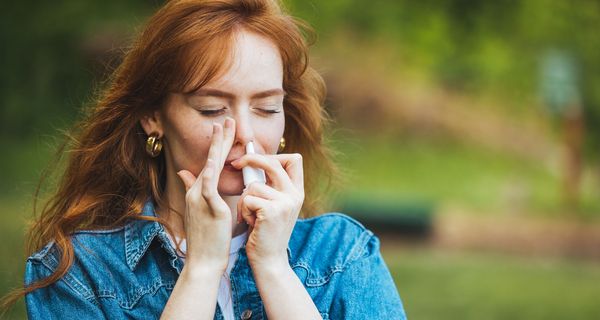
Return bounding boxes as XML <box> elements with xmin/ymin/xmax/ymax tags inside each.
<box><xmin>200</xmin><ymin>159</ymin><xmax>221</xmax><ymax>209</ymax></box>
<box><xmin>177</xmin><ymin>170</ymin><xmax>197</xmax><ymax>192</ymax></box>
<box><xmin>231</xmin><ymin>154</ymin><xmax>291</xmax><ymax>190</ymax></box>
<box><xmin>239</xmin><ymin>194</ymin><xmax>256</xmax><ymax>227</ymax></box>
<box><xmin>207</xmin><ymin>123</ymin><xmax>224</xmax><ymax>166</ymax></box>
<box><xmin>245</xmin><ymin>182</ymin><xmax>280</xmax><ymax>200</ymax></box>
<box><xmin>206</xmin><ymin>123</ymin><xmax>224</xmax><ymax>189</ymax></box>
<box><xmin>240</xmin><ymin>195</ymin><xmax>271</xmax><ymax>226</ymax></box>
<box><xmin>236</xmin><ymin>183</ymin><xmax>279</xmax><ymax>223</ymax></box>
<box><xmin>271</xmin><ymin>153</ymin><xmax>304</xmax><ymax>191</ymax></box>
<box><xmin>221</xmin><ymin>117</ymin><xmax>236</xmax><ymax>166</ymax></box>
<box><xmin>242</xmin><ymin>195</ymin><xmax>270</xmax><ymax>222</ymax></box>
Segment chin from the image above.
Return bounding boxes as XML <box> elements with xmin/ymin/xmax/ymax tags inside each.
<box><xmin>217</xmin><ymin>172</ymin><xmax>244</xmax><ymax>196</ymax></box>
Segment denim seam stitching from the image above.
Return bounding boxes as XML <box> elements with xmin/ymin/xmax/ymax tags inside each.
<box><xmin>346</xmin><ymin>230</ymin><xmax>374</xmax><ymax>265</ymax></box>
<box><xmin>291</xmin><ymin>262</ymin><xmax>345</xmax><ymax>287</ymax></box>
<box><xmin>29</xmin><ymin>240</ymin><xmax>56</xmax><ymax>260</ymax></box>
<box><xmin>72</xmin><ymin>226</ymin><xmax>126</xmax><ymax>234</ymax></box>
<box><xmin>39</xmin><ymin>252</ymin><xmax>93</xmax><ymax>299</ymax></box>
<box><xmin>95</xmin><ymin>279</ymin><xmax>176</xmax><ymax>309</ymax></box>
<box><xmin>124</xmin><ymin>221</ymin><xmax>161</xmax><ymax>270</ymax></box>
<box><xmin>298</xmin><ymin>213</ymin><xmax>367</xmax><ymax>232</ymax></box>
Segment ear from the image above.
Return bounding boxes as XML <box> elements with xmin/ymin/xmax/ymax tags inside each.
<box><xmin>139</xmin><ymin>110</ymin><xmax>163</xmax><ymax>136</ymax></box>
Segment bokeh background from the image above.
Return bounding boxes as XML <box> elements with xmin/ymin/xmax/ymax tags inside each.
<box><xmin>2</xmin><ymin>0</ymin><xmax>600</xmax><ymax>319</ymax></box>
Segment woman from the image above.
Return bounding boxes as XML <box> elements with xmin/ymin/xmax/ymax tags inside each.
<box><xmin>18</xmin><ymin>0</ymin><xmax>406</xmax><ymax>318</ymax></box>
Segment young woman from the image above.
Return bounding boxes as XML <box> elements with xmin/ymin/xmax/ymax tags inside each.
<box><xmin>17</xmin><ymin>0</ymin><xmax>406</xmax><ymax>318</ymax></box>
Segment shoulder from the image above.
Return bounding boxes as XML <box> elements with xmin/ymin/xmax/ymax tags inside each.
<box><xmin>25</xmin><ymin>226</ymin><xmax>127</xmax><ymax>296</ymax></box>
<box><xmin>26</xmin><ymin>200</ymin><xmax>162</xmax><ymax>275</ymax></box>
<box><xmin>288</xmin><ymin>212</ymin><xmax>379</xmax><ymax>284</ymax></box>
<box><xmin>288</xmin><ymin>214</ymin><xmax>405</xmax><ymax>318</ymax></box>
<box><xmin>24</xmin><ymin>222</ymin><xmax>179</xmax><ymax>316</ymax></box>
<box><xmin>27</xmin><ymin>226</ymin><xmax>126</xmax><ymax>268</ymax></box>
<box><xmin>292</xmin><ymin>212</ymin><xmax>374</xmax><ymax>250</ymax></box>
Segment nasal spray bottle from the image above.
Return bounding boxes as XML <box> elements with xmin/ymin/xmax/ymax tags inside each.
<box><xmin>242</xmin><ymin>141</ymin><xmax>266</xmax><ymax>188</ymax></box>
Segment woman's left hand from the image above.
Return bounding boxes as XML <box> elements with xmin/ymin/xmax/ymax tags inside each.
<box><xmin>230</xmin><ymin>153</ymin><xmax>304</xmax><ymax>270</ymax></box>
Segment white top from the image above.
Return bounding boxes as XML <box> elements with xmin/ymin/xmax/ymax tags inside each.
<box><xmin>167</xmin><ymin>230</ymin><xmax>249</xmax><ymax>320</ymax></box>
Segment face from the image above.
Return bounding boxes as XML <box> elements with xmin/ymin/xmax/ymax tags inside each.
<box><xmin>144</xmin><ymin>29</ymin><xmax>286</xmax><ymax>195</ymax></box>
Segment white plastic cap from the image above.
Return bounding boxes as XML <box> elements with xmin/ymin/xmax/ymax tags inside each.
<box><xmin>242</xmin><ymin>141</ymin><xmax>266</xmax><ymax>187</ymax></box>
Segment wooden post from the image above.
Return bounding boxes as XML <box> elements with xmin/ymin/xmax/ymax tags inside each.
<box><xmin>563</xmin><ymin>106</ymin><xmax>583</xmax><ymax>208</ymax></box>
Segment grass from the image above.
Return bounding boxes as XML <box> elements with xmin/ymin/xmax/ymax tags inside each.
<box><xmin>384</xmin><ymin>246</ymin><xmax>600</xmax><ymax>320</ymax></box>
<box><xmin>332</xmin><ymin>134</ymin><xmax>600</xmax><ymax>217</ymax></box>
<box><xmin>0</xmin><ymin>136</ymin><xmax>59</xmax><ymax>196</ymax></box>
<box><xmin>1</xmin><ymin>197</ymin><xmax>30</xmax><ymax>319</ymax></box>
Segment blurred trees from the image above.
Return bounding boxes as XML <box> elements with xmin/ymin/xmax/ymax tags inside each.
<box><xmin>0</xmin><ymin>0</ymin><xmax>154</xmax><ymax>137</ymax></box>
<box><xmin>288</xmin><ymin>0</ymin><xmax>600</xmax><ymax>155</ymax></box>
<box><xmin>2</xmin><ymin>0</ymin><xmax>600</xmax><ymax>156</ymax></box>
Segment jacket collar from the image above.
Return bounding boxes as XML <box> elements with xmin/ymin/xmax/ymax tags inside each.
<box><xmin>124</xmin><ymin>200</ymin><xmax>165</xmax><ymax>270</ymax></box>
<box><xmin>124</xmin><ymin>199</ymin><xmax>293</xmax><ymax>271</ymax></box>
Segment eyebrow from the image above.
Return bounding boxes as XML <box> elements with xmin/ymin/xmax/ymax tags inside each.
<box><xmin>190</xmin><ymin>88</ymin><xmax>286</xmax><ymax>100</ymax></box>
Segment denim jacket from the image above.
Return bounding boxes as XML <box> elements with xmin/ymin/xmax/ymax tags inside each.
<box><xmin>24</xmin><ymin>200</ymin><xmax>407</xmax><ymax>319</ymax></box>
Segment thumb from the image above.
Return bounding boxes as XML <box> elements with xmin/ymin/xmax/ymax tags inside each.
<box><xmin>177</xmin><ymin>170</ymin><xmax>197</xmax><ymax>192</ymax></box>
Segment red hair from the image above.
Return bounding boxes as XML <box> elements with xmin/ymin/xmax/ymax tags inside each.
<box><xmin>2</xmin><ymin>0</ymin><xmax>337</xmax><ymax>309</ymax></box>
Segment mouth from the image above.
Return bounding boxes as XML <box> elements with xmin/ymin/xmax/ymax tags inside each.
<box><xmin>223</xmin><ymin>159</ymin><xmax>241</xmax><ymax>172</ymax></box>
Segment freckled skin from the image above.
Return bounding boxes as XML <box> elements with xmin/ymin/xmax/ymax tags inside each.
<box><xmin>144</xmin><ymin>29</ymin><xmax>286</xmax><ymax>196</ymax></box>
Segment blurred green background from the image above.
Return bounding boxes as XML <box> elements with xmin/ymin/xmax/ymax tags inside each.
<box><xmin>2</xmin><ymin>0</ymin><xmax>600</xmax><ymax>319</ymax></box>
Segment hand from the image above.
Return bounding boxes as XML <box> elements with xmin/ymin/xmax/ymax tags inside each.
<box><xmin>230</xmin><ymin>153</ymin><xmax>304</xmax><ymax>270</ymax></box>
<box><xmin>176</xmin><ymin>118</ymin><xmax>236</xmax><ymax>272</ymax></box>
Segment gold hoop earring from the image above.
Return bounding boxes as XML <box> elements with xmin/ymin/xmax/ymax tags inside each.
<box><xmin>146</xmin><ymin>133</ymin><xmax>163</xmax><ymax>157</ymax></box>
<box><xmin>278</xmin><ymin>137</ymin><xmax>286</xmax><ymax>153</ymax></box>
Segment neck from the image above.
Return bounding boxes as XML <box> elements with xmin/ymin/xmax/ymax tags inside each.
<box><xmin>157</xmin><ymin>166</ymin><xmax>248</xmax><ymax>239</ymax></box>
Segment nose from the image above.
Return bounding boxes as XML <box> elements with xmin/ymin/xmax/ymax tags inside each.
<box><xmin>232</xmin><ymin>111</ymin><xmax>255</xmax><ymax>147</ymax></box>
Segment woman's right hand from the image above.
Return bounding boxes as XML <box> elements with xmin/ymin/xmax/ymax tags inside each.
<box><xmin>175</xmin><ymin>117</ymin><xmax>236</xmax><ymax>273</ymax></box>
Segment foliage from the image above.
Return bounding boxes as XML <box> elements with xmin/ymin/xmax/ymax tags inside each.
<box><xmin>0</xmin><ymin>0</ymin><xmax>155</xmax><ymax>137</ymax></box>
<box><xmin>287</xmin><ymin>0</ymin><xmax>600</xmax><ymax>154</ymax></box>
<box><xmin>4</xmin><ymin>0</ymin><xmax>600</xmax><ymax>151</ymax></box>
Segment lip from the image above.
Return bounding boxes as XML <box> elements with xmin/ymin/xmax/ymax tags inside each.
<box><xmin>225</xmin><ymin>154</ymin><xmax>243</xmax><ymax>165</ymax></box>
<box><xmin>223</xmin><ymin>164</ymin><xmax>241</xmax><ymax>172</ymax></box>
<box><xmin>223</xmin><ymin>160</ymin><xmax>241</xmax><ymax>172</ymax></box>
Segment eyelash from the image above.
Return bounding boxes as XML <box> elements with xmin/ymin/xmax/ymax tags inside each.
<box><xmin>199</xmin><ymin>109</ymin><xmax>226</xmax><ymax>116</ymax></box>
<box><xmin>198</xmin><ymin>107</ymin><xmax>282</xmax><ymax>117</ymax></box>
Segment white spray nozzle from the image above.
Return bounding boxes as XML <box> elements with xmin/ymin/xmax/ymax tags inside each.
<box><xmin>242</xmin><ymin>141</ymin><xmax>266</xmax><ymax>187</ymax></box>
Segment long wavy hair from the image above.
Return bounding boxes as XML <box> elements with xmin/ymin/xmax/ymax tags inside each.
<box><xmin>2</xmin><ymin>0</ymin><xmax>337</xmax><ymax>309</ymax></box>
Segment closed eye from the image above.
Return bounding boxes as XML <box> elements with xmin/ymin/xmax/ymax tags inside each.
<box><xmin>259</xmin><ymin>109</ymin><xmax>282</xmax><ymax>114</ymax></box>
<box><xmin>254</xmin><ymin>105</ymin><xmax>282</xmax><ymax>115</ymax></box>
<box><xmin>197</xmin><ymin>106</ymin><xmax>227</xmax><ymax>116</ymax></box>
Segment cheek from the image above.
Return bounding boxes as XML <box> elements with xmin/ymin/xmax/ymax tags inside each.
<box><xmin>170</xmin><ymin>125</ymin><xmax>213</xmax><ymax>173</ymax></box>
<box><xmin>255</xmin><ymin>115</ymin><xmax>285</xmax><ymax>154</ymax></box>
